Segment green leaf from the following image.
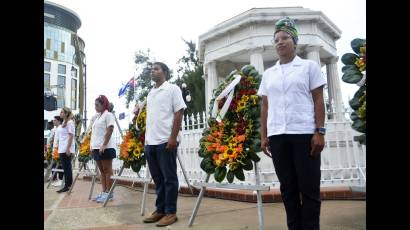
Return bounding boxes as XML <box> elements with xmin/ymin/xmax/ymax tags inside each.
<box><xmin>352</xmin><ymin>119</ymin><xmax>366</xmax><ymax>133</ymax></box>
<box><xmin>354</xmin><ymin>86</ymin><xmax>366</xmax><ymax>99</ymax></box>
<box><xmin>248</xmin><ymin>69</ymin><xmax>259</xmax><ymax>77</ymax></box>
<box><xmin>350</xmin><ymin>111</ymin><xmax>359</xmax><ymax>121</ymax></box>
<box><xmin>349</xmin><ymin>97</ymin><xmax>361</xmax><ymax>110</ymax></box>
<box><xmin>241</xmin><ymin>65</ymin><xmax>254</xmax><ymax>76</ymax></box>
<box><xmin>131</xmin><ymin>161</ymin><xmax>142</xmax><ymax>173</ymax></box>
<box><xmin>353</xmin><ymin>134</ymin><xmax>366</xmax><ymax>145</ymax></box>
<box><xmin>242</xmin><ymin>158</ymin><xmax>253</xmax><ymax>171</ymax></box>
<box><xmin>214</xmin><ymin>166</ymin><xmax>227</xmax><ymax>182</ymax></box>
<box><xmin>342</xmin><ymin>65</ymin><xmax>358</xmax><ymax>73</ymax></box>
<box><xmin>200</xmin><ymin>158</ymin><xmax>215</xmax><ymax>174</ymax></box>
<box><xmin>342</xmin><ymin>70</ymin><xmax>363</xmax><ymax>84</ymax></box>
<box><xmin>249</xmin><ymin>151</ymin><xmax>261</xmax><ymax>162</ymax></box>
<box><xmin>351</xmin><ymin>38</ymin><xmax>366</xmax><ymax>54</ymax></box>
<box><xmin>198</xmin><ymin>148</ymin><xmax>206</xmax><ymax>158</ymax></box>
<box><xmin>227</xmin><ymin>170</ymin><xmax>235</xmax><ymax>183</ymax></box>
<box><xmin>123</xmin><ymin>161</ymin><xmax>131</xmax><ymax>168</ymax></box>
<box><xmin>341</xmin><ymin>53</ymin><xmax>359</xmax><ymax>65</ymax></box>
<box><xmin>234</xmin><ymin>168</ymin><xmax>245</xmax><ymax>181</ymax></box>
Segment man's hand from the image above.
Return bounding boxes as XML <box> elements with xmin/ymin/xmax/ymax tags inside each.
<box><xmin>310</xmin><ymin>133</ymin><xmax>325</xmax><ymax>157</ymax></box>
<box><xmin>166</xmin><ymin>137</ymin><xmax>177</xmax><ymax>151</ymax></box>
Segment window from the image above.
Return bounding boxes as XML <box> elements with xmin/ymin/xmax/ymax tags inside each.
<box><xmin>57</xmin><ymin>75</ymin><xmax>66</xmax><ymax>108</ymax></box>
<box><xmin>44</xmin><ymin>73</ymin><xmax>50</xmax><ymax>91</ymax></box>
<box><xmin>53</xmin><ymin>51</ymin><xmax>58</xmax><ymax>59</ymax></box>
<box><xmin>58</xmin><ymin>64</ymin><xmax>66</xmax><ymax>74</ymax></box>
<box><xmin>71</xmin><ymin>78</ymin><xmax>77</xmax><ymax>110</ymax></box>
<box><xmin>46</xmin><ymin>38</ymin><xmax>51</xmax><ymax>49</ymax></box>
<box><xmin>57</xmin><ymin>75</ymin><xmax>66</xmax><ymax>87</ymax></box>
<box><xmin>44</xmin><ymin>61</ymin><xmax>51</xmax><ymax>72</ymax></box>
<box><xmin>71</xmin><ymin>68</ymin><xmax>77</xmax><ymax>78</ymax></box>
<box><xmin>57</xmin><ymin>87</ymin><xmax>65</xmax><ymax>108</ymax></box>
<box><xmin>61</xmin><ymin>42</ymin><xmax>65</xmax><ymax>53</ymax></box>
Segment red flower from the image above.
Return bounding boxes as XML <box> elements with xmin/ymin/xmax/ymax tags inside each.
<box><xmin>218</xmin><ymin>97</ymin><xmax>226</xmax><ymax>109</ymax></box>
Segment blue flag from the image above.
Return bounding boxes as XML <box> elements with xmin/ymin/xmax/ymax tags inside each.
<box><xmin>119</xmin><ymin>112</ymin><xmax>125</xmax><ymax>120</ymax></box>
<box><xmin>118</xmin><ymin>77</ymin><xmax>135</xmax><ymax>97</ymax></box>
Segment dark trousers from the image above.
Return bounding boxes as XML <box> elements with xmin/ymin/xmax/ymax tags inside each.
<box><xmin>145</xmin><ymin>143</ymin><xmax>179</xmax><ymax>214</ymax></box>
<box><xmin>59</xmin><ymin>153</ymin><xmax>73</xmax><ymax>188</ymax></box>
<box><xmin>269</xmin><ymin>134</ymin><xmax>321</xmax><ymax>230</ymax></box>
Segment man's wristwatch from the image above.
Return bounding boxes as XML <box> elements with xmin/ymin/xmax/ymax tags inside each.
<box><xmin>315</xmin><ymin>127</ymin><xmax>326</xmax><ymax>135</ymax></box>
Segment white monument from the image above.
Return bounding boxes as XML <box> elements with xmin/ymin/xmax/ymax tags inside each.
<box><xmin>199</xmin><ymin>7</ymin><xmax>345</xmax><ymax>121</ymax></box>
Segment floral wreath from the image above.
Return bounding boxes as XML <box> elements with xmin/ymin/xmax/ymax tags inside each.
<box><xmin>119</xmin><ymin>101</ymin><xmax>147</xmax><ymax>172</ymax></box>
<box><xmin>341</xmin><ymin>38</ymin><xmax>366</xmax><ymax>144</ymax></box>
<box><xmin>78</xmin><ymin>132</ymin><xmax>92</xmax><ymax>163</ymax></box>
<box><xmin>198</xmin><ymin>65</ymin><xmax>262</xmax><ymax>183</ymax></box>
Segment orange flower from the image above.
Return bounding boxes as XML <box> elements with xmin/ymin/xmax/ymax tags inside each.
<box><xmin>235</xmin><ymin>135</ymin><xmax>246</xmax><ymax>143</ymax></box>
<box><xmin>52</xmin><ymin>148</ymin><xmax>59</xmax><ymax>160</ymax></box>
<box><xmin>217</xmin><ymin>145</ymin><xmax>228</xmax><ymax>153</ymax></box>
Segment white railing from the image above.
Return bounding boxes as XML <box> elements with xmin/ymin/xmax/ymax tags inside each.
<box><xmin>82</xmin><ymin>111</ymin><xmax>366</xmax><ymax>189</ymax></box>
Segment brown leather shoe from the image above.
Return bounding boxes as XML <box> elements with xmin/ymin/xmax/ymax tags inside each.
<box><xmin>156</xmin><ymin>214</ymin><xmax>178</xmax><ymax>227</ymax></box>
<box><xmin>143</xmin><ymin>211</ymin><xmax>165</xmax><ymax>223</ymax></box>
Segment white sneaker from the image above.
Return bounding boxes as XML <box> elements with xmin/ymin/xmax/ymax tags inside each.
<box><xmin>52</xmin><ymin>180</ymin><xmax>63</xmax><ymax>187</ymax></box>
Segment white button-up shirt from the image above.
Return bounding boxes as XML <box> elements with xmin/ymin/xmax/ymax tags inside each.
<box><xmin>57</xmin><ymin>120</ymin><xmax>76</xmax><ymax>153</ymax></box>
<box><xmin>145</xmin><ymin>81</ymin><xmax>187</xmax><ymax>145</ymax></box>
<box><xmin>258</xmin><ymin>56</ymin><xmax>326</xmax><ymax>137</ymax></box>
<box><xmin>91</xmin><ymin>111</ymin><xmax>116</xmax><ymax>149</ymax></box>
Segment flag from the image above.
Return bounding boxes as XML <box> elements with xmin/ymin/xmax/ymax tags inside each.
<box><xmin>119</xmin><ymin>112</ymin><xmax>125</xmax><ymax>120</ymax></box>
<box><xmin>118</xmin><ymin>77</ymin><xmax>135</xmax><ymax>97</ymax></box>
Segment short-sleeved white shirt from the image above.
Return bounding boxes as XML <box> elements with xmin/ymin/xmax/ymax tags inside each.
<box><xmin>53</xmin><ymin>125</ymin><xmax>61</xmax><ymax>148</ymax></box>
<box><xmin>91</xmin><ymin>110</ymin><xmax>116</xmax><ymax>149</ymax></box>
<box><xmin>145</xmin><ymin>81</ymin><xmax>187</xmax><ymax>145</ymax></box>
<box><xmin>57</xmin><ymin>120</ymin><xmax>76</xmax><ymax>153</ymax></box>
<box><xmin>47</xmin><ymin>127</ymin><xmax>56</xmax><ymax>146</ymax></box>
<box><xmin>257</xmin><ymin>56</ymin><xmax>326</xmax><ymax>136</ymax></box>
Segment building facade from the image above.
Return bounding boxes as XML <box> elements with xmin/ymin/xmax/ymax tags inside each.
<box><xmin>44</xmin><ymin>1</ymin><xmax>85</xmax><ymax>128</ymax></box>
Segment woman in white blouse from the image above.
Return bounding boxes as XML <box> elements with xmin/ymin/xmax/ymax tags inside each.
<box><xmin>56</xmin><ymin>107</ymin><xmax>75</xmax><ymax>193</ymax></box>
<box><xmin>90</xmin><ymin>95</ymin><xmax>116</xmax><ymax>203</ymax></box>
<box><xmin>258</xmin><ymin>17</ymin><xmax>326</xmax><ymax>230</ymax></box>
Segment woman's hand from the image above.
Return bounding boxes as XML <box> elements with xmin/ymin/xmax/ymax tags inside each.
<box><xmin>99</xmin><ymin>144</ymin><xmax>107</xmax><ymax>155</ymax></box>
<box><xmin>261</xmin><ymin>137</ymin><xmax>271</xmax><ymax>158</ymax></box>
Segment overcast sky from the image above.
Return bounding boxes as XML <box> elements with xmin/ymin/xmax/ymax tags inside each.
<box><xmin>47</xmin><ymin>0</ymin><xmax>366</xmax><ymax>128</ymax></box>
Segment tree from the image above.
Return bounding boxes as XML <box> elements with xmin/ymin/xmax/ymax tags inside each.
<box><xmin>175</xmin><ymin>39</ymin><xmax>205</xmax><ymax>115</ymax></box>
<box><xmin>124</xmin><ymin>50</ymin><xmax>155</xmax><ymax>108</ymax></box>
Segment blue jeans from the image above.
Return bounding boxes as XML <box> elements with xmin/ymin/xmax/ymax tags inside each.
<box><xmin>145</xmin><ymin>143</ymin><xmax>178</xmax><ymax>214</ymax></box>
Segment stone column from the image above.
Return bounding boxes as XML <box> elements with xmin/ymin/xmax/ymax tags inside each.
<box><xmin>305</xmin><ymin>45</ymin><xmax>321</xmax><ymax>66</ymax></box>
<box><xmin>250</xmin><ymin>48</ymin><xmax>265</xmax><ymax>74</ymax></box>
<box><xmin>326</xmin><ymin>56</ymin><xmax>345</xmax><ymax>121</ymax></box>
<box><xmin>205</xmin><ymin>61</ymin><xmax>218</xmax><ymax>114</ymax></box>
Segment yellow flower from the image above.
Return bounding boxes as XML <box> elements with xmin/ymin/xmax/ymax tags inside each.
<box><xmin>228</xmin><ymin>162</ymin><xmax>239</xmax><ymax>171</ymax></box>
<box><xmin>355</xmin><ymin>58</ymin><xmax>366</xmax><ymax>72</ymax></box>
<box><xmin>241</xmin><ymin>95</ymin><xmax>249</xmax><ymax>102</ymax></box>
<box><xmin>235</xmin><ymin>101</ymin><xmax>247</xmax><ymax>112</ymax></box>
<box><xmin>250</xmin><ymin>95</ymin><xmax>258</xmax><ymax>105</ymax></box>
<box><xmin>360</xmin><ymin>45</ymin><xmax>366</xmax><ymax>55</ymax></box>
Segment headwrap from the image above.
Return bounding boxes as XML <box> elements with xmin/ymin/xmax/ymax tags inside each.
<box><xmin>274</xmin><ymin>16</ymin><xmax>298</xmax><ymax>44</ymax></box>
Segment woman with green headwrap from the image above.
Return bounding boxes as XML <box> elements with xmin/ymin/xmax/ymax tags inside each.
<box><xmin>258</xmin><ymin>16</ymin><xmax>326</xmax><ymax>230</ymax></box>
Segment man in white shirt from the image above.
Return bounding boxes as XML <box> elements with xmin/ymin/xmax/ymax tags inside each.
<box><xmin>142</xmin><ymin>62</ymin><xmax>186</xmax><ymax>227</ymax></box>
<box><xmin>258</xmin><ymin>17</ymin><xmax>326</xmax><ymax>230</ymax></box>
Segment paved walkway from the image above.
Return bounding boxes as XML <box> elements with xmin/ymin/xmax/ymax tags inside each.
<box><xmin>44</xmin><ymin>179</ymin><xmax>366</xmax><ymax>230</ymax></box>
